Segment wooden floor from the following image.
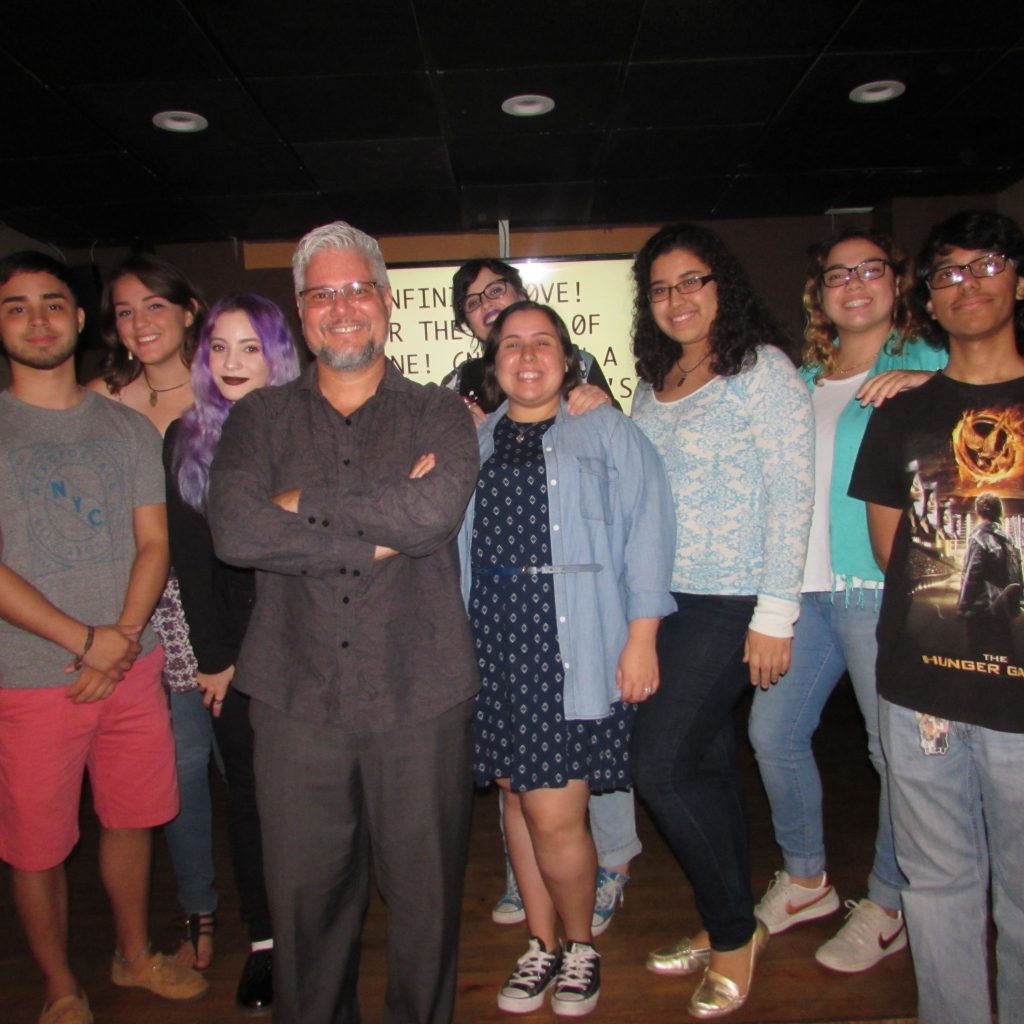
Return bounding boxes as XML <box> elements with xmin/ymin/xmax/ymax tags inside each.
<box><xmin>1</xmin><ymin>682</ymin><xmax>921</xmax><ymax>1024</ymax></box>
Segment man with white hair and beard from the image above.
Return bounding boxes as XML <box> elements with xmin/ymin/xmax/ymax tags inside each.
<box><xmin>208</xmin><ymin>222</ymin><xmax>480</xmax><ymax>1024</ymax></box>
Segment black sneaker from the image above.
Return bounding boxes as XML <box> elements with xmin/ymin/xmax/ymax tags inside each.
<box><xmin>497</xmin><ymin>937</ymin><xmax>563</xmax><ymax>1014</ymax></box>
<box><xmin>552</xmin><ymin>940</ymin><xmax>601</xmax><ymax>1017</ymax></box>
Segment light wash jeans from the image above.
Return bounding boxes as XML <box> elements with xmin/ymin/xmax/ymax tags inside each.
<box><xmin>880</xmin><ymin>698</ymin><xmax>1024</xmax><ymax>1024</ymax></box>
<box><xmin>499</xmin><ymin>788</ymin><xmax>642</xmax><ymax>873</ymax></box>
<box><xmin>748</xmin><ymin>591</ymin><xmax>905</xmax><ymax>910</ymax></box>
<box><xmin>164</xmin><ymin>687</ymin><xmax>218</xmax><ymax>915</ymax></box>
<box><xmin>588</xmin><ymin>789</ymin><xmax>642</xmax><ymax>868</ymax></box>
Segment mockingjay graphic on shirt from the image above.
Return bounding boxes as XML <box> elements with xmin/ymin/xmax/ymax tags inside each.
<box><xmin>850</xmin><ymin>372</ymin><xmax>1024</xmax><ymax>733</ymax></box>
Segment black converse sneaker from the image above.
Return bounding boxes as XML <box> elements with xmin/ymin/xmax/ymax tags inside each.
<box><xmin>552</xmin><ymin>940</ymin><xmax>601</xmax><ymax>1017</ymax></box>
<box><xmin>497</xmin><ymin>937</ymin><xmax>563</xmax><ymax>1014</ymax></box>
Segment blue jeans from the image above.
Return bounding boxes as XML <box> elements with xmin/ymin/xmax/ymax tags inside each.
<box><xmin>880</xmin><ymin>698</ymin><xmax>1024</xmax><ymax>1024</ymax></box>
<box><xmin>631</xmin><ymin>593</ymin><xmax>756</xmax><ymax>951</ymax></box>
<box><xmin>164</xmin><ymin>688</ymin><xmax>218</xmax><ymax>915</ymax></box>
<box><xmin>589</xmin><ymin>789</ymin><xmax>642</xmax><ymax>868</ymax></box>
<box><xmin>499</xmin><ymin>788</ymin><xmax>641</xmax><ymax>875</ymax></box>
<box><xmin>748</xmin><ymin>591</ymin><xmax>905</xmax><ymax>909</ymax></box>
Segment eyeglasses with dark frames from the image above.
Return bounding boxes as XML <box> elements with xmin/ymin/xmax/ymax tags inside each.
<box><xmin>821</xmin><ymin>258</ymin><xmax>893</xmax><ymax>288</ymax></box>
<box><xmin>463</xmin><ymin>278</ymin><xmax>514</xmax><ymax>314</ymax></box>
<box><xmin>299</xmin><ymin>281</ymin><xmax>380</xmax><ymax>307</ymax></box>
<box><xmin>648</xmin><ymin>274</ymin><xmax>717</xmax><ymax>303</ymax></box>
<box><xmin>927</xmin><ymin>253</ymin><xmax>1012</xmax><ymax>291</ymax></box>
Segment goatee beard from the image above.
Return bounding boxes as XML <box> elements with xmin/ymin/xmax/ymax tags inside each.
<box><xmin>315</xmin><ymin>338</ymin><xmax>384</xmax><ymax>372</ymax></box>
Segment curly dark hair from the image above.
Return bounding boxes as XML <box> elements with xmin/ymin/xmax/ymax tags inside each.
<box><xmin>479</xmin><ymin>300</ymin><xmax>581</xmax><ymax>411</ymax></box>
<box><xmin>97</xmin><ymin>254</ymin><xmax>207</xmax><ymax>394</ymax></box>
<box><xmin>913</xmin><ymin>210</ymin><xmax>1024</xmax><ymax>349</ymax></box>
<box><xmin>631</xmin><ymin>223</ymin><xmax>792</xmax><ymax>389</ymax></box>
<box><xmin>802</xmin><ymin>228</ymin><xmax>921</xmax><ymax>383</ymax></box>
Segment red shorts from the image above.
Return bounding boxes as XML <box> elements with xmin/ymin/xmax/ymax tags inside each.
<box><xmin>0</xmin><ymin>646</ymin><xmax>179</xmax><ymax>871</ymax></box>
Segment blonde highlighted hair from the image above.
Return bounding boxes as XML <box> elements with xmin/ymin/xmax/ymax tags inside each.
<box><xmin>802</xmin><ymin>228</ymin><xmax>919</xmax><ymax>383</ymax></box>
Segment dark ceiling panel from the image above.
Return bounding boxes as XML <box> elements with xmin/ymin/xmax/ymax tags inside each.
<box><xmin>460</xmin><ymin>183</ymin><xmax>597</xmax><ymax>229</ymax></box>
<box><xmin>774</xmin><ymin>50</ymin><xmax>999</xmax><ymax>126</ymax></box>
<box><xmin>619</xmin><ymin>58</ymin><xmax>810</xmax><ymax>128</ymax></box>
<box><xmin>849</xmin><ymin>168</ymin><xmax>1024</xmax><ymax>203</ymax></box>
<box><xmin>633</xmin><ymin>0</ymin><xmax>857</xmax><ymax>60</ymax></box>
<box><xmin>70</xmin><ymin>79</ymin><xmax>313</xmax><ymax>194</ymax></box>
<box><xmin>439</xmin><ymin>65</ymin><xmax>620</xmax><ymax>134</ymax></box>
<box><xmin>2</xmin><ymin>154</ymin><xmax>165</xmax><ymax>206</ymax></box>
<box><xmin>0</xmin><ymin>2</ymin><xmax>1021</xmax><ymax>246</ymax></box>
<box><xmin>297</xmin><ymin>139</ymin><xmax>452</xmax><ymax>191</ymax></box>
<box><xmin>603</xmin><ymin>127</ymin><xmax>762</xmax><ymax>178</ymax></box>
<box><xmin>0</xmin><ymin>62</ymin><xmax>115</xmax><ymax>156</ymax></box>
<box><xmin>450</xmin><ymin>133</ymin><xmax>602</xmax><ymax>186</ymax></box>
<box><xmin>190</xmin><ymin>0</ymin><xmax>424</xmax><ymax>76</ymax></box>
<box><xmin>420</xmin><ymin>0</ymin><xmax>645</xmax><ymax>70</ymax></box>
<box><xmin>712</xmin><ymin>171</ymin><xmax>861</xmax><ymax>218</ymax></box>
<box><xmin>940</xmin><ymin>48</ymin><xmax>1024</xmax><ymax>129</ymax></box>
<box><xmin>595</xmin><ymin>177</ymin><xmax>728</xmax><ymax>223</ymax></box>
<box><xmin>249</xmin><ymin>74</ymin><xmax>439</xmax><ymax>142</ymax></box>
<box><xmin>1</xmin><ymin>1</ymin><xmax>227</xmax><ymax>85</ymax></box>
<box><xmin>828</xmin><ymin>0</ymin><xmax>1024</xmax><ymax>53</ymax></box>
<box><xmin>47</xmin><ymin>197</ymin><xmax>221</xmax><ymax>246</ymax></box>
<box><xmin>0</xmin><ymin>208</ymin><xmax>98</xmax><ymax>250</ymax></box>
<box><xmin>325</xmin><ymin>188</ymin><xmax>462</xmax><ymax>236</ymax></box>
<box><xmin>752</xmin><ymin>119</ymin><xmax>1017</xmax><ymax>175</ymax></box>
<box><xmin>193</xmin><ymin>193</ymin><xmax>337</xmax><ymax>241</ymax></box>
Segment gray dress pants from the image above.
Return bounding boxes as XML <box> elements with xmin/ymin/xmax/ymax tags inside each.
<box><xmin>251</xmin><ymin>696</ymin><xmax>475</xmax><ymax>1024</ymax></box>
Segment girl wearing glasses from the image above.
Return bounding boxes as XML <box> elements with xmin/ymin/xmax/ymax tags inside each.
<box><xmin>628</xmin><ymin>223</ymin><xmax>813</xmax><ymax>1018</ymax></box>
<box><xmin>164</xmin><ymin>293</ymin><xmax>301</xmax><ymax>1010</ymax></box>
<box><xmin>747</xmin><ymin>229</ymin><xmax>945</xmax><ymax>971</ymax></box>
<box><xmin>446</xmin><ymin>259</ymin><xmax>616</xmax><ymax>423</ymax></box>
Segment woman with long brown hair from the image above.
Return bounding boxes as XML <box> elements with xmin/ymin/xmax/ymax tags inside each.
<box><xmin>88</xmin><ymin>254</ymin><xmax>218</xmax><ymax>972</ymax></box>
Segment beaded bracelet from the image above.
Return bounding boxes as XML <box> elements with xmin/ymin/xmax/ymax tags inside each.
<box><xmin>74</xmin><ymin>625</ymin><xmax>95</xmax><ymax>671</ymax></box>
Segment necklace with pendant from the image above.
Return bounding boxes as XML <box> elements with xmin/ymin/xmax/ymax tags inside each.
<box><xmin>141</xmin><ymin>370</ymin><xmax>190</xmax><ymax>407</ymax></box>
<box><xmin>676</xmin><ymin>350</ymin><xmax>711</xmax><ymax>386</ymax></box>
<box><xmin>830</xmin><ymin>356</ymin><xmax>875</xmax><ymax>378</ymax></box>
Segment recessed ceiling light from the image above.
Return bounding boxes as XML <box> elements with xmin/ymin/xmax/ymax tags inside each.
<box><xmin>826</xmin><ymin>206</ymin><xmax>874</xmax><ymax>215</ymax></box>
<box><xmin>848</xmin><ymin>80</ymin><xmax>906</xmax><ymax>105</ymax></box>
<box><xmin>501</xmin><ymin>94</ymin><xmax>555</xmax><ymax>118</ymax></box>
<box><xmin>152</xmin><ymin>110</ymin><xmax>209</xmax><ymax>133</ymax></box>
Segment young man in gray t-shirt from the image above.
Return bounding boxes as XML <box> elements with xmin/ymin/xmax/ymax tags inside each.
<box><xmin>0</xmin><ymin>251</ymin><xmax>207</xmax><ymax>1022</ymax></box>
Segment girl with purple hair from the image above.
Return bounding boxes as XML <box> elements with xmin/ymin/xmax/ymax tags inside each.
<box><xmin>165</xmin><ymin>293</ymin><xmax>301</xmax><ymax>1011</ymax></box>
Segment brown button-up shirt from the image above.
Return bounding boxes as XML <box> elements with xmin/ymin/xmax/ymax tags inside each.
<box><xmin>208</xmin><ymin>361</ymin><xmax>480</xmax><ymax>731</ymax></box>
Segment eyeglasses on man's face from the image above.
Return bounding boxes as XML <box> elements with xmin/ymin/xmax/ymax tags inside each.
<box><xmin>926</xmin><ymin>253</ymin><xmax>1012</xmax><ymax>291</ymax></box>
<box><xmin>821</xmin><ymin>258</ymin><xmax>893</xmax><ymax>288</ymax></box>
<box><xmin>299</xmin><ymin>281</ymin><xmax>380</xmax><ymax>307</ymax></box>
<box><xmin>647</xmin><ymin>274</ymin><xmax>717</xmax><ymax>303</ymax></box>
<box><xmin>463</xmin><ymin>278</ymin><xmax>513</xmax><ymax>314</ymax></box>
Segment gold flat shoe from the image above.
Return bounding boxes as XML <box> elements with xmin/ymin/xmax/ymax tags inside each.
<box><xmin>688</xmin><ymin>921</ymin><xmax>769</xmax><ymax>1019</ymax></box>
<box><xmin>646</xmin><ymin>937</ymin><xmax>712</xmax><ymax>975</ymax></box>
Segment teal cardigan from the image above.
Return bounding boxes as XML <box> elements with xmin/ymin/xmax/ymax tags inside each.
<box><xmin>803</xmin><ymin>333</ymin><xmax>947</xmax><ymax>587</ymax></box>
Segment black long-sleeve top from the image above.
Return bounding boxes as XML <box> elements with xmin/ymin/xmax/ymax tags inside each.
<box><xmin>163</xmin><ymin>419</ymin><xmax>255</xmax><ymax>674</ymax></box>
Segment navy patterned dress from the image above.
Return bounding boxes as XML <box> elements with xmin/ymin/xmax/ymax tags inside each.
<box><xmin>470</xmin><ymin>415</ymin><xmax>634</xmax><ymax>793</ymax></box>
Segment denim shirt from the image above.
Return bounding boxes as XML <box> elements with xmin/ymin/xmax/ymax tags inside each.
<box><xmin>459</xmin><ymin>401</ymin><xmax>677</xmax><ymax>720</ymax></box>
